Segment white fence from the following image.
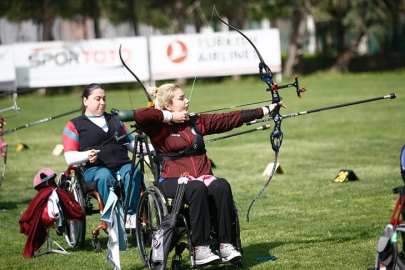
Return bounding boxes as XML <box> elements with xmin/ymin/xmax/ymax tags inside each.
<box><xmin>0</xmin><ymin>29</ymin><xmax>281</xmax><ymax>90</ymax></box>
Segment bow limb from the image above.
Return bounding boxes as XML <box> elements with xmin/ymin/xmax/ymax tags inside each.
<box><xmin>213</xmin><ymin>5</ymin><xmax>306</xmax><ymax>100</ymax></box>
<box><xmin>119</xmin><ymin>44</ymin><xmax>154</xmax><ymax>108</ymax></box>
<box><xmin>213</xmin><ymin>6</ymin><xmax>274</xmax><ymax>88</ymax></box>
<box><xmin>246</xmin><ymin>152</ymin><xmax>279</xmax><ymax>222</ymax></box>
<box><xmin>213</xmin><ymin>5</ymin><xmax>284</xmax><ymax>150</ymax></box>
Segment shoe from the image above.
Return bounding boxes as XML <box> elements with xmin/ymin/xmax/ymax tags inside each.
<box><xmin>195</xmin><ymin>245</ymin><xmax>220</xmax><ymax>265</ymax></box>
<box><xmin>220</xmin><ymin>243</ymin><xmax>242</xmax><ymax>262</ymax></box>
<box><xmin>125</xmin><ymin>214</ymin><xmax>136</xmax><ymax>230</ymax></box>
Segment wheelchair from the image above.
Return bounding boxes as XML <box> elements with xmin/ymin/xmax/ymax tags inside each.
<box><xmin>370</xmin><ymin>145</ymin><xmax>405</xmax><ymax>269</ymax></box>
<box><xmin>57</xmin><ymin>165</ymin><xmax>108</xmax><ymax>252</ymax></box>
<box><xmin>57</xmin><ymin>164</ymin><xmax>145</xmax><ymax>252</ymax></box>
<box><xmin>56</xmin><ymin>124</ymin><xmax>155</xmax><ymax>253</ymax></box>
<box><xmin>134</xmin><ymin>154</ymin><xmax>243</xmax><ymax>269</ymax></box>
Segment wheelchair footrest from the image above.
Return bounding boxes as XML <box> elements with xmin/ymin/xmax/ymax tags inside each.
<box><xmin>92</xmin><ymin>235</ymin><xmax>102</xmax><ymax>253</ymax></box>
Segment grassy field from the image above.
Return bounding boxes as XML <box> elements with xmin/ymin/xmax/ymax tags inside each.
<box><xmin>0</xmin><ymin>70</ymin><xmax>404</xmax><ymax>269</ymax></box>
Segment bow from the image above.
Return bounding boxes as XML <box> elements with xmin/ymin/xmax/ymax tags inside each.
<box><xmin>118</xmin><ymin>44</ymin><xmax>158</xmax><ymax>226</ymax></box>
<box><xmin>213</xmin><ymin>6</ymin><xmax>306</xmax><ymax>221</ymax></box>
<box><xmin>119</xmin><ymin>44</ymin><xmax>154</xmax><ymax>108</ymax></box>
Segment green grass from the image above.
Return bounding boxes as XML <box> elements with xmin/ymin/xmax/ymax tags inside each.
<box><xmin>0</xmin><ymin>70</ymin><xmax>404</xmax><ymax>269</ymax></box>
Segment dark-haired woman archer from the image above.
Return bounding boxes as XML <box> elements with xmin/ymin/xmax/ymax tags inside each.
<box><xmin>62</xmin><ymin>83</ymin><xmax>141</xmax><ymax>229</ymax></box>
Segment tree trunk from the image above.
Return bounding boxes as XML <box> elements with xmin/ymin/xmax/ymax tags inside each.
<box><xmin>384</xmin><ymin>0</ymin><xmax>400</xmax><ymax>53</ymax></box>
<box><xmin>336</xmin><ymin>0</ymin><xmax>345</xmax><ymax>54</ymax></box>
<box><xmin>331</xmin><ymin>15</ymin><xmax>365</xmax><ymax>73</ymax></box>
<box><xmin>330</xmin><ymin>30</ymin><xmax>364</xmax><ymax>72</ymax></box>
<box><xmin>230</xmin><ymin>0</ymin><xmax>245</xmax><ymax>30</ymax></box>
<box><xmin>193</xmin><ymin>5</ymin><xmax>202</xmax><ymax>33</ymax></box>
<box><xmin>41</xmin><ymin>0</ymin><xmax>55</xmax><ymax>41</ymax></box>
<box><xmin>90</xmin><ymin>0</ymin><xmax>101</xmax><ymax>38</ymax></box>
<box><xmin>0</xmin><ymin>20</ymin><xmax>3</xmax><ymax>44</ymax></box>
<box><xmin>174</xmin><ymin>0</ymin><xmax>185</xmax><ymax>34</ymax></box>
<box><xmin>129</xmin><ymin>0</ymin><xmax>139</xmax><ymax>36</ymax></box>
<box><xmin>185</xmin><ymin>1</ymin><xmax>203</xmax><ymax>33</ymax></box>
<box><xmin>284</xmin><ymin>7</ymin><xmax>307</xmax><ymax>77</ymax></box>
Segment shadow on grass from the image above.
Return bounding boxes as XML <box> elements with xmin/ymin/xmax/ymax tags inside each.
<box><xmin>0</xmin><ymin>197</ymin><xmax>38</xmax><ymax>210</ymax></box>
<box><xmin>55</xmin><ymin>226</ymin><xmax>376</xmax><ymax>269</ymax></box>
<box><xmin>65</xmin><ymin>231</ymin><xmax>138</xmax><ymax>253</ymax></box>
<box><xmin>0</xmin><ymin>201</ymin><xmax>20</xmax><ymax>210</ymax></box>
<box><xmin>240</xmin><ymin>230</ymin><xmax>376</xmax><ymax>268</ymax></box>
<box><xmin>0</xmin><ymin>199</ymin><xmax>32</xmax><ymax>211</ymax></box>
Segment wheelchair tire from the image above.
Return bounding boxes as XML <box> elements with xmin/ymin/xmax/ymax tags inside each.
<box><xmin>58</xmin><ymin>171</ymin><xmax>86</xmax><ymax>248</ymax></box>
<box><xmin>135</xmin><ymin>185</ymin><xmax>168</xmax><ymax>268</ymax></box>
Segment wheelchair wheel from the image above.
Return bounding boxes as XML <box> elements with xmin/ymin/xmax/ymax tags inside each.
<box><xmin>58</xmin><ymin>170</ymin><xmax>86</xmax><ymax>248</ymax></box>
<box><xmin>135</xmin><ymin>186</ymin><xmax>168</xmax><ymax>268</ymax></box>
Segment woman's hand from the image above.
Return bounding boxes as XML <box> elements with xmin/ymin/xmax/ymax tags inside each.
<box><xmin>0</xmin><ymin>118</ymin><xmax>6</xmax><ymax>128</ymax></box>
<box><xmin>171</xmin><ymin>111</ymin><xmax>190</xmax><ymax>123</ymax></box>
<box><xmin>269</xmin><ymin>101</ymin><xmax>286</xmax><ymax>113</ymax></box>
<box><xmin>88</xmin><ymin>149</ymin><xmax>98</xmax><ymax>163</ymax></box>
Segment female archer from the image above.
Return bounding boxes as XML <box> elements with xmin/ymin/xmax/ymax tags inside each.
<box><xmin>133</xmin><ymin>83</ymin><xmax>284</xmax><ymax>266</ymax></box>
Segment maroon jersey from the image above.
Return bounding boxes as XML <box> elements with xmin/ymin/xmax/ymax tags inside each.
<box><xmin>134</xmin><ymin>108</ymin><xmax>265</xmax><ymax>179</ymax></box>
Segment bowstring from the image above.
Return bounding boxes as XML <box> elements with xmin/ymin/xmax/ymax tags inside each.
<box><xmin>120</xmin><ymin>59</ymin><xmax>134</xmax><ymax>110</ymax></box>
<box><xmin>195</xmin><ymin>7</ymin><xmax>247</xmax><ymax>215</ymax></box>
<box><xmin>188</xmin><ymin>7</ymin><xmax>215</xmax><ymax>102</ymax></box>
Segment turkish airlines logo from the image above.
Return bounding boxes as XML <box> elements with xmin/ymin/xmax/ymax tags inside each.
<box><xmin>167</xmin><ymin>40</ymin><xmax>187</xmax><ymax>63</ymax></box>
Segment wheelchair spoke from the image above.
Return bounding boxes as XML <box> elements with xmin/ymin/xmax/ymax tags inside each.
<box><xmin>135</xmin><ymin>188</ymin><xmax>167</xmax><ymax>268</ymax></box>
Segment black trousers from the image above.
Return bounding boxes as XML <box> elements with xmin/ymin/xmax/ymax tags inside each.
<box><xmin>160</xmin><ymin>177</ymin><xmax>235</xmax><ymax>246</ymax></box>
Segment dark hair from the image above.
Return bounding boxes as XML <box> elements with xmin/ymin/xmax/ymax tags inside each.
<box><xmin>81</xmin><ymin>83</ymin><xmax>105</xmax><ymax>114</ymax></box>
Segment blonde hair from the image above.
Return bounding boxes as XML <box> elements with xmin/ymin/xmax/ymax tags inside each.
<box><xmin>147</xmin><ymin>83</ymin><xmax>180</xmax><ymax>110</ymax></box>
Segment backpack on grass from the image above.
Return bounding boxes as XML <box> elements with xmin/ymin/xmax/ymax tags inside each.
<box><xmin>369</xmin><ymin>146</ymin><xmax>405</xmax><ymax>270</ymax></box>
<box><xmin>369</xmin><ymin>224</ymin><xmax>405</xmax><ymax>270</ymax></box>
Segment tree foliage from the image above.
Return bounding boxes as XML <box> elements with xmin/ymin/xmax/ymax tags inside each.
<box><xmin>0</xmin><ymin>0</ymin><xmax>65</xmax><ymax>41</ymax></box>
<box><xmin>0</xmin><ymin>0</ymin><xmax>404</xmax><ymax>72</ymax></box>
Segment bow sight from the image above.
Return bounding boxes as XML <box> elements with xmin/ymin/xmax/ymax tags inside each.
<box><xmin>268</xmin><ymin>75</ymin><xmax>306</xmax><ymax>99</ymax></box>
<box><xmin>259</xmin><ymin>61</ymin><xmax>306</xmax><ymax>100</ymax></box>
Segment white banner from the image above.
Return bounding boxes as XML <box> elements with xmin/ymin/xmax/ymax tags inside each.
<box><xmin>0</xmin><ymin>45</ymin><xmax>16</xmax><ymax>91</ymax></box>
<box><xmin>150</xmin><ymin>29</ymin><xmax>281</xmax><ymax>80</ymax></box>
<box><xmin>2</xmin><ymin>29</ymin><xmax>282</xmax><ymax>88</ymax></box>
<box><xmin>12</xmin><ymin>37</ymin><xmax>149</xmax><ymax>88</ymax></box>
